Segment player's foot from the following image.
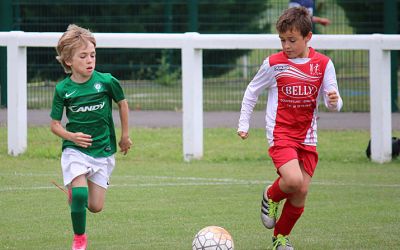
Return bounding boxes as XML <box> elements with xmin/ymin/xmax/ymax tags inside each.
<box><xmin>261</xmin><ymin>185</ymin><xmax>279</xmax><ymax>229</ymax></box>
<box><xmin>272</xmin><ymin>234</ymin><xmax>294</xmax><ymax>250</ymax></box>
<box><xmin>72</xmin><ymin>234</ymin><xmax>87</xmax><ymax>250</ymax></box>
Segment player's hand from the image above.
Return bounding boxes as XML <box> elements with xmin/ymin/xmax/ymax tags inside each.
<box><xmin>313</xmin><ymin>16</ymin><xmax>331</xmax><ymax>26</ymax></box>
<box><xmin>70</xmin><ymin>132</ymin><xmax>92</xmax><ymax>148</ymax></box>
<box><xmin>326</xmin><ymin>90</ymin><xmax>339</xmax><ymax>108</ymax></box>
<box><xmin>319</xmin><ymin>17</ymin><xmax>331</xmax><ymax>26</ymax></box>
<box><xmin>237</xmin><ymin>131</ymin><xmax>249</xmax><ymax>140</ymax></box>
<box><xmin>119</xmin><ymin>136</ymin><xmax>132</xmax><ymax>155</ymax></box>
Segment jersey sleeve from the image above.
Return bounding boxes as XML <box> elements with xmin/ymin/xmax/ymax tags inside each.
<box><xmin>320</xmin><ymin>60</ymin><xmax>343</xmax><ymax>111</ymax></box>
<box><xmin>238</xmin><ymin>58</ymin><xmax>275</xmax><ymax>133</ymax></box>
<box><xmin>108</xmin><ymin>75</ymin><xmax>126</xmax><ymax>103</ymax></box>
<box><xmin>50</xmin><ymin>86</ymin><xmax>64</xmax><ymax>121</ymax></box>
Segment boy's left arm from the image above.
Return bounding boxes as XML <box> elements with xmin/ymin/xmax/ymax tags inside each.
<box><xmin>117</xmin><ymin>99</ymin><xmax>132</xmax><ymax>155</ymax></box>
<box><xmin>322</xmin><ymin>60</ymin><xmax>343</xmax><ymax>112</ymax></box>
<box><xmin>325</xmin><ymin>90</ymin><xmax>341</xmax><ymax>110</ymax></box>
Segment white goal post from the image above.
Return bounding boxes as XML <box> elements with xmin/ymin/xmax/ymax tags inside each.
<box><xmin>0</xmin><ymin>32</ymin><xmax>399</xmax><ymax>163</ymax></box>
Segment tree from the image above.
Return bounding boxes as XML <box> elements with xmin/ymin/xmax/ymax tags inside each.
<box><xmin>335</xmin><ymin>0</ymin><xmax>399</xmax><ymax>34</ymax></box>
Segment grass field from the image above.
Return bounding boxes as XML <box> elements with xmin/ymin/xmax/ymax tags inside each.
<box><xmin>1</xmin><ymin>127</ymin><xmax>400</xmax><ymax>249</ymax></box>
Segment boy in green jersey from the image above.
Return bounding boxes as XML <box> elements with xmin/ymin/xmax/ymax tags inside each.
<box><xmin>50</xmin><ymin>24</ymin><xmax>132</xmax><ymax>250</ymax></box>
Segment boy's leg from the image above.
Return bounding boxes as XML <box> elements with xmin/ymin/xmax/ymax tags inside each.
<box><xmin>267</xmin><ymin>144</ymin><xmax>304</xmax><ymax>201</ymax></box>
<box><xmin>274</xmin><ymin>167</ymin><xmax>311</xmax><ymax>237</ymax></box>
<box><xmin>266</xmin><ymin>177</ymin><xmax>288</xmax><ymax>203</ymax></box>
<box><xmin>262</xmin><ymin>159</ymin><xmax>302</xmax><ymax>229</ymax></box>
<box><xmin>275</xmin><ymin>159</ymin><xmax>304</xmax><ymax>195</ymax></box>
<box><xmin>70</xmin><ymin>175</ymin><xmax>88</xmax><ymax>235</ymax></box>
<box><xmin>87</xmin><ymin>180</ymin><xmax>107</xmax><ymax>213</ymax></box>
<box><xmin>85</xmin><ymin>154</ymin><xmax>115</xmax><ymax>213</ymax></box>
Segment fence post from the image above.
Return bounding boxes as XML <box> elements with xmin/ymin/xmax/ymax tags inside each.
<box><xmin>7</xmin><ymin>31</ymin><xmax>27</xmax><ymax>156</ymax></box>
<box><xmin>369</xmin><ymin>34</ymin><xmax>392</xmax><ymax>163</ymax></box>
<box><xmin>181</xmin><ymin>32</ymin><xmax>203</xmax><ymax>161</ymax></box>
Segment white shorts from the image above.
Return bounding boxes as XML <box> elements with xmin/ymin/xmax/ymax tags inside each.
<box><xmin>61</xmin><ymin>148</ymin><xmax>115</xmax><ymax>189</ymax></box>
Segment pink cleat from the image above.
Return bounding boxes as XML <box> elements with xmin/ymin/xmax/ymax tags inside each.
<box><xmin>72</xmin><ymin>234</ymin><xmax>87</xmax><ymax>250</ymax></box>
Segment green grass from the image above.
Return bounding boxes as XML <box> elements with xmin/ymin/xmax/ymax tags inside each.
<box><xmin>0</xmin><ymin>127</ymin><xmax>400</xmax><ymax>249</ymax></box>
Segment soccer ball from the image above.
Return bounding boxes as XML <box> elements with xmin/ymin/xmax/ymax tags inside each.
<box><xmin>192</xmin><ymin>226</ymin><xmax>234</xmax><ymax>250</ymax></box>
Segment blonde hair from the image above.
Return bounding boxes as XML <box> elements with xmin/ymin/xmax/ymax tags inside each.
<box><xmin>56</xmin><ymin>24</ymin><xmax>96</xmax><ymax>73</ymax></box>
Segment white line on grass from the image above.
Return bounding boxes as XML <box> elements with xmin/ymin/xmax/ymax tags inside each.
<box><xmin>113</xmin><ymin>175</ymin><xmax>261</xmax><ymax>183</ymax></box>
<box><xmin>0</xmin><ymin>172</ymin><xmax>58</xmax><ymax>177</ymax></box>
<box><xmin>0</xmin><ymin>181</ymin><xmax>264</xmax><ymax>192</ymax></box>
<box><xmin>1</xmin><ymin>173</ymin><xmax>399</xmax><ymax>193</ymax></box>
<box><xmin>0</xmin><ymin>173</ymin><xmax>257</xmax><ymax>183</ymax></box>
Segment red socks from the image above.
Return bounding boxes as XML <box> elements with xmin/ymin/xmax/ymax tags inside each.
<box><xmin>268</xmin><ymin>177</ymin><xmax>305</xmax><ymax>236</ymax></box>
<box><xmin>267</xmin><ymin>177</ymin><xmax>288</xmax><ymax>202</ymax></box>
<box><xmin>274</xmin><ymin>201</ymin><xmax>304</xmax><ymax>236</ymax></box>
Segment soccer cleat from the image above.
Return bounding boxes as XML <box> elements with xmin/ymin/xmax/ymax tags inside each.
<box><xmin>261</xmin><ymin>185</ymin><xmax>280</xmax><ymax>229</ymax></box>
<box><xmin>72</xmin><ymin>234</ymin><xmax>87</xmax><ymax>250</ymax></box>
<box><xmin>272</xmin><ymin>234</ymin><xmax>294</xmax><ymax>250</ymax></box>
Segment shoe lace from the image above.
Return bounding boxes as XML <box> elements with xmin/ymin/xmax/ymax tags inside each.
<box><xmin>272</xmin><ymin>234</ymin><xmax>292</xmax><ymax>250</ymax></box>
<box><xmin>268</xmin><ymin>199</ymin><xmax>279</xmax><ymax>218</ymax></box>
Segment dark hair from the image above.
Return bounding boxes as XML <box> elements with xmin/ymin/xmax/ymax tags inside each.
<box><xmin>276</xmin><ymin>7</ymin><xmax>312</xmax><ymax>37</ymax></box>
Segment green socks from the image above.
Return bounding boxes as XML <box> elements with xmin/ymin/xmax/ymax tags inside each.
<box><xmin>71</xmin><ymin>187</ymin><xmax>88</xmax><ymax>235</ymax></box>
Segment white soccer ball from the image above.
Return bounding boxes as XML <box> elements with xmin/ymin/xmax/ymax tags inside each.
<box><xmin>192</xmin><ymin>226</ymin><xmax>234</xmax><ymax>250</ymax></box>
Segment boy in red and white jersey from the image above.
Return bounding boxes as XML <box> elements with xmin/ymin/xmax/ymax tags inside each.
<box><xmin>237</xmin><ymin>7</ymin><xmax>342</xmax><ymax>250</ymax></box>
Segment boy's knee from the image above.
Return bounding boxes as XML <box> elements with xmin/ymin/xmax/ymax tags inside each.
<box><xmin>284</xmin><ymin>177</ymin><xmax>303</xmax><ymax>193</ymax></box>
<box><xmin>296</xmin><ymin>186</ymin><xmax>309</xmax><ymax>198</ymax></box>
<box><xmin>88</xmin><ymin>203</ymin><xmax>103</xmax><ymax>213</ymax></box>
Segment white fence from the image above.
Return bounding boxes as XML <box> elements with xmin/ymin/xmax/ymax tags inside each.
<box><xmin>0</xmin><ymin>31</ymin><xmax>399</xmax><ymax>163</ymax></box>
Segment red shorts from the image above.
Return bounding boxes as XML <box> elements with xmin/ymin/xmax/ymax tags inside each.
<box><xmin>268</xmin><ymin>140</ymin><xmax>319</xmax><ymax>177</ymax></box>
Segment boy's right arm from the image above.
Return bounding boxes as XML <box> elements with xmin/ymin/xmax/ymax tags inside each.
<box><xmin>237</xmin><ymin>58</ymin><xmax>272</xmax><ymax>139</ymax></box>
<box><xmin>49</xmin><ymin>87</ymin><xmax>91</xmax><ymax>148</ymax></box>
<box><xmin>237</xmin><ymin>131</ymin><xmax>249</xmax><ymax>140</ymax></box>
<box><xmin>50</xmin><ymin>120</ymin><xmax>92</xmax><ymax>148</ymax></box>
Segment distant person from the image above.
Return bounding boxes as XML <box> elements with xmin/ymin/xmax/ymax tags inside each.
<box><xmin>237</xmin><ymin>7</ymin><xmax>342</xmax><ymax>249</ymax></box>
<box><xmin>50</xmin><ymin>24</ymin><xmax>132</xmax><ymax>250</ymax></box>
<box><xmin>289</xmin><ymin>0</ymin><xmax>331</xmax><ymax>26</ymax></box>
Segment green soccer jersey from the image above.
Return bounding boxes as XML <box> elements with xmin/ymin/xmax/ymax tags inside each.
<box><xmin>50</xmin><ymin>70</ymin><xmax>126</xmax><ymax>158</ymax></box>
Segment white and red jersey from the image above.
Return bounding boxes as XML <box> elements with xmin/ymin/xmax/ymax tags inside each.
<box><xmin>238</xmin><ymin>47</ymin><xmax>343</xmax><ymax>146</ymax></box>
